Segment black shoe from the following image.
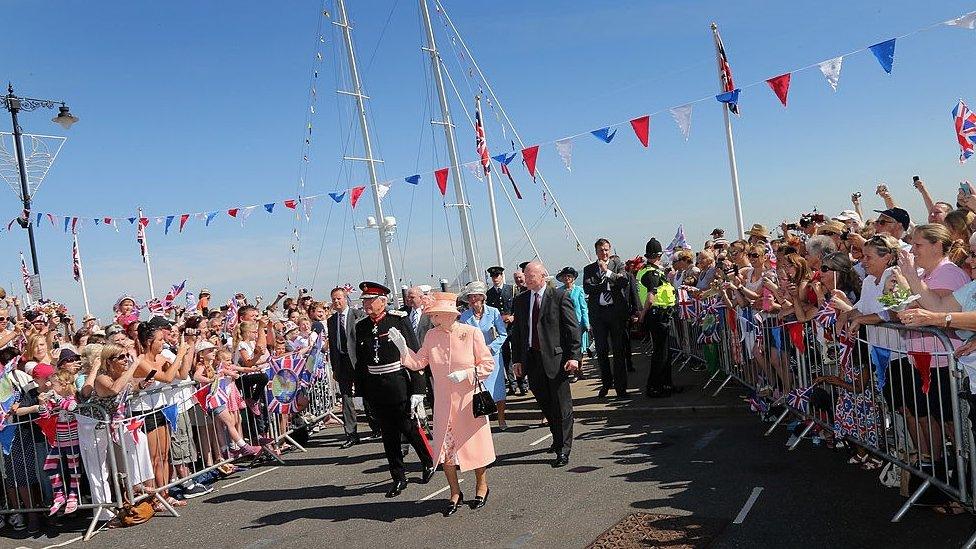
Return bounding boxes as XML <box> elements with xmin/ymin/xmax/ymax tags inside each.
<box><xmin>597</xmin><ymin>387</ymin><xmax>610</xmax><ymax>398</ymax></box>
<box><xmin>340</xmin><ymin>437</ymin><xmax>358</xmax><ymax>449</ymax></box>
<box><xmin>385</xmin><ymin>479</ymin><xmax>408</xmax><ymax>498</ymax></box>
<box><xmin>506</xmin><ymin>386</ymin><xmax>516</xmax><ymax>396</ymax></box>
<box><xmin>443</xmin><ymin>491</ymin><xmax>464</xmax><ymax>517</ymax></box>
<box><xmin>518</xmin><ymin>384</ymin><xmax>527</xmax><ymax>396</ymax></box>
<box><xmin>552</xmin><ymin>453</ymin><xmax>570</xmax><ymax>468</ymax></box>
<box><xmin>615</xmin><ymin>390</ymin><xmax>630</xmax><ymax>399</ymax></box>
<box><xmin>401</xmin><ymin>445</ymin><xmax>410</xmax><ymax>458</ymax></box>
<box><xmin>421</xmin><ymin>465</ymin><xmax>436</xmax><ymax>484</ymax></box>
<box><xmin>470</xmin><ymin>488</ymin><xmax>490</xmax><ymax>510</ymax></box>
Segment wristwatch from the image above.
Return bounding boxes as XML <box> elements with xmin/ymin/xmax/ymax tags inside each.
<box><xmin>945</xmin><ymin>314</ymin><xmax>953</xmax><ymax>329</ymax></box>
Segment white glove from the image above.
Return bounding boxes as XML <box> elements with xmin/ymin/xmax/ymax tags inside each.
<box><xmin>447</xmin><ymin>370</ymin><xmax>469</xmax><ymax>384</ymax></box>
<box><xmin>387</xmin><ymin>327</ymin><xmax>407</xmax><ymax>354</ymax></box>
<box><xmin>410</xmin><ymin>394</ymin><xmax>425</xmax><ymax>411</ymax></box>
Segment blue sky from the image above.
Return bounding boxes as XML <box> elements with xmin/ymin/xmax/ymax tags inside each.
<box><xmin>1</xmin><ymin>0</ymin><xmax>975</xmax><ymax>318</ymax></box>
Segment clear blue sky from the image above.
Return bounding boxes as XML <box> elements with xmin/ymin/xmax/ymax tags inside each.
<box><xmin>1</xmin><ymin>0</ymin><xmax>974</xmax><ymax>318</ymax></box>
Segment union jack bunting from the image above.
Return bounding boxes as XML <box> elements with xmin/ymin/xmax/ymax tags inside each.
<box><xmin>20</xmin><ymin>252</ymin><xmax>31</xmax><ymax>296</ymax></box>
<box><xmin>193</xmin><ymin>379</ymin><xmax>229</xmax><ymax>411</ymax></box>
<box><xmin>786</xmin><ymin>385</ymin><xmax>813</xmax><ymax>413</ymax></box>
<box><xmin>953</xmin><ymin>100</ymin><xmax>976</xmax><ymax>163</ymax></box>
<box><xmin>265</xmin><ymin>353</ymin><xmax>307</xmax><ymax>414</ymax></box>
<box><xmin>814</xmin><ymin>301</ymin><xmax>837</xmax><ymax>329</ymax></box>
<box><xmin>475</xmin><ymin>99</ymin><xmax>491</xmax><ymax>176</ymax></box>
<box><xmin>747</xmin><ymin>392</ymin><xmax>769</xmax><ymax>415</ymax></box>
<box><xmin>677</xmin><ymin>288</ymin><xmax>698</xmax><ymax>320</ymax></box>
<box><xmin>111</xmin><ymin>385</ymin><xmax>143</xmax><ymax>444</ymax></box>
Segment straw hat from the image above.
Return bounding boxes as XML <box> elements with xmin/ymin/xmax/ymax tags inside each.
<box><xmin>425</xmin><ymin>292</ymin><xmax>460</xmax><ymax>315</ymax></box>
<box><xmin>747</xmin><ymin>223</ymin><xmax>770</xmax><ymax>239</ymax></box>
<box><xmin>460</xmin><ymin>281</ymin><xmax>488</xmax><ymax>302</ymax></box>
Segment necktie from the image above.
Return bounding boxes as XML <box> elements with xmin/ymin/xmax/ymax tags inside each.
<box><xmin>531</xmin><ymin>291</ymin><xmax>541</xmax><ymax>351</ymax></box>
<box><xmin>337</xmin><ymin>312</ymin><xmax>346</xmax><ymax>354</ymax></box>
<box><xmin>411</xmin><ymin>309</ymin><xmax>420</xmax><ymax>333</ymax></box>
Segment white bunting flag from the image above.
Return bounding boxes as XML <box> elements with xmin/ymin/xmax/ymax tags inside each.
<box><xmin>669</xmin><ymin>105</ymin><xmax>693</xmax><ymax>141</ymax></box>
<box><xmin>241</xmin><ymin>205</ymin><xmax>257</xmax><ymax>226</ymax></box>
<box><xmin>302</xmin><ymin>196</ymin><xmax>317</xmax><ymax>221</ymax></box>
<box><xmin>554</xmin><ymin>138</ymin><xmax>574</xmax><ymax>171</ymax></box>
<box><xmin>465</xmin><ymin>162</ymin><xmax>484</xmax><ymax>181</ymax></box>
<box><xmin>818</xmin><ymin>56</ymin><xmax>843</xmax><ymax>92</ymax></box>
<box><xmin>946</xmin><ymin>11</ymin><xmax>976</xmax><ymax>29</ymax></box>
<box><xmin>376</xmin><ymin>184</ymin><xmax>391</xmax><ymax>201</ymax></box>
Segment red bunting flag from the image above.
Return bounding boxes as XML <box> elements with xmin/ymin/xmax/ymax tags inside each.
<box><xmin>521</xmin><ymin>145</ymin><xmax>539</xmax><ymax>180</ymax></box>
<box><xmin>228</xmin><ymin>208</ymin><xmax>239</xmax><ymax>218</ymax></box>
<box><xmin>103</xmin><ymin>217</ymin><xmax>112</xmax><ymax>225</ymax></box>
<box><xmin>139</xmin><ymin>217</ymin><xmax>149</xmax><ymax>227</ymax></box>
<box><xmin>908</xmin><ymin>351</ymin><xmax>932</xmax><ymax>394</ymax></box>
<box><xmin>434</xmin><ymin>168</ymin><xmax>449</xmax><ymax>196</ymax></box>
<box><xmin>785</xmin><ymin>322</ymin><xmax>805</xmax><ymax>353</ymax></box>
<box><xmin>284</xmin><ymin>199</ymin><xmax>297</xmax><ymax>209</ymax></box>
<box><xmin>179</xmin><ymin>214</ymin><xmax>190</xmax><ymax>232</ymax></box>
<box><xmin>350</xmin><ymin>186</ymin><xmax>367</xmax><ymax>209</ymax></box>
<box><xmin>630</xmin><ymin>115</ymin><xmax>650</xmax><ymax>148</ymax></box>
<box><xmin>766</xmin><ymin>73</ymin><xmax>792</xmax><ymax>107</ymax></box>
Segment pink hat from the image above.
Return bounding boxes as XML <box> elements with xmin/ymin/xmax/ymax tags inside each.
<box><xmin>32</xmin><ymin>362</ymin><xmax>55</xmax><ymax>379</ymax></box>
<box><xmin>425</xmin><ymin>292</ymin><xmax>459</xmax><ymax>315</ymax></box>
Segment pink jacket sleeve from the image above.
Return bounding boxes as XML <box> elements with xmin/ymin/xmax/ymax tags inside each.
<box><xmin>470</xmin><ymin>327</ymin><xmax>495</xmax><ymax>383</ymax></box>
<box><xmin>399</xmin><ymin>335</ymin><xmax>430</xmax><ymax>372</ymax></box>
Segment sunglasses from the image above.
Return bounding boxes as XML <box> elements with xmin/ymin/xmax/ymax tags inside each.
<box><xmin>747</xmin><ymin>253</ymin><xmax>761</xmax><ymax>258</ymax></box>
<box><xmin>109</xmin><ymin>354</ymin><xmax>127</xmax><ymax>361</ymax></box>
<box><xmin>0</xmin><ymin>317</ymin><xmax>8</xmax><ymax>322</ymax></box>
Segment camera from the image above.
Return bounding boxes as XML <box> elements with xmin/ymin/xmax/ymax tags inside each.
<box><xmin>840</xmin><ymin>228</ymin><xmax>851</xmax><ymax>241</ymax></box>
<box><xmin>184</xmin><ymin>316</ymin><xmax>203</xmax><ymax>330</ymax></box>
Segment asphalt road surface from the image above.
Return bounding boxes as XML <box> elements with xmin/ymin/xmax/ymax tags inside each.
<box><xmin>4</xmin><ymin>394</ymin><xmax>975</xmax><ymax>548</ymax></box>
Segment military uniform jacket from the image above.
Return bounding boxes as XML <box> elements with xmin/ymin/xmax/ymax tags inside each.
<box><xmin>486</xmin><ymin>283</ymin><xmax>515</xmax><ymax>315</ymax></box>
<box><xmin>354</xmin><ymin>310</ymin><xmax>426</xmax><ymax>398</ymax></box>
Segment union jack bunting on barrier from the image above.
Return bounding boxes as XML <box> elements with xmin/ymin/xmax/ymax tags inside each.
<box><xmin>193</xmin><ymin>379</ymin><xmax>229</xmax><ymax>411</ymax></box>
<box><xmin>814</xmin><ymin>301</ymin><xmax>837</xmax><ymax>329</ymax></box>
<box><xmin>677</xmin><ymin>288</ymin><xmax>698</xmax><ymax>320</ymax></box>
<box><xmin>786</xmin><ymin>385</ymin><xmax>813</xmax><ymax>413</ymax></box>
<box><xmin>265</xmin><ymin>353</ymin><xmax>307</xmax><ymax>414</ymax></box>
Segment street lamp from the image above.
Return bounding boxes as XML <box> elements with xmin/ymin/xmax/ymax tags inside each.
<box><xmin>2</xmin><ymin>83</ymin><xmax>78</xmax><ymax>288</ymax></box>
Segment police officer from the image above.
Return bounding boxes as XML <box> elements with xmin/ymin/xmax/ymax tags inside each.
<box><xmin>638</xmin><ymin>239</ymin><xmax>677</xmax><ymax>398</ymax></box>
<box><xmin>354</xmin><ymin>281</ymin><xmax>435</xmax><ymax>498</ymax></box>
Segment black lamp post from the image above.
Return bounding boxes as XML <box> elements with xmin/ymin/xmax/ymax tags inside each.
<box><xmin>2</xmin><ymin>83</ymin><xmax>78</xmax><ymax>291</ymax></box>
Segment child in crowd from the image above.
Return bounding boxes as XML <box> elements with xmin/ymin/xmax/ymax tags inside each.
<box><xmin>193</xmin><ymin>343</ymin><xmax>258</xmax><ymax>458</ymax></box>
<box><xmin>40</xmin><ymin>367</ymin><xmax>82</xmax><ymax>516</ymax></box>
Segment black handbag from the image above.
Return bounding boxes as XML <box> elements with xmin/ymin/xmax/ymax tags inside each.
<box><xmin>471</xmin><ymin>378</ymin><xmax>495</xmax><ymax>418</ymax></box>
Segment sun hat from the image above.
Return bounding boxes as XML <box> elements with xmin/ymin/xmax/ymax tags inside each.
<box><xmin>425</xmin><ymin>292</ymin><xmax>460</xmax><ymax>315</ymax></box>
<box><xmin>459</xmin><ymin>281</ymin><xmax>488</xmax><ymax>302</ymax></box>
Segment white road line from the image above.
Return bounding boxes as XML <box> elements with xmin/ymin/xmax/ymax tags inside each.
<box><xmin>529</xmin><ymin>433</ymin><xmax>552</xmax><ymax>446</ymax></box>
<box><xmin>42</xmin><ymin>537</ymin><xmax>83</xmax><ymax>549</ymax></box>
<box><xmin>694</xmin><ymin>428</ymin><xmax>723</xmax><ymax>451</ymax></box>
<box><xmin>220</xmin><ymin>466</ymin><xmax>280</xmax><ymax>490</ymax></box>
<box><xmin>419</xmin><ymin>478</ymin><xmax>464</xmax><ymax>501</ymax></box>
<box><xmin>733</xmin><ymin>487</ymin><xmax>763</xmax><ymax>524</ymax></box>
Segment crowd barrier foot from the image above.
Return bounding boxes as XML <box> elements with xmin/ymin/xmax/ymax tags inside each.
<box><xmin>788</xmin><ymin>421</ymin><xmax>815</xmax><ymax>451</ymax></box>
<box><xmin>711</xmin><ymin>374</ymin><xmax>733</xmax><ymax>397</ymax></box>
<box><xmin>153</xmin><ymin>491</ymin><xmax>180</xmax><ymax>518</ymax></box>
<box><xmin>701</xmin><ymin>369</ymin><xmax>721</xmax><ymax>390</ymax></box>
<box><xmin>962</xmin><ymin>528</ymin><xmax>976</xmax><ymax>549</ymax></box>
<box><xmin>82</xmin><ymin>507</ymin><xmax>111</xmax><ymax>541</ymax></box>
<box><xmin>891</xmin><ymin>478</ymin><xmax>931</xmax><ymax>522</ymax></box>
<box><xmin>765</xmin><ymin>408</ymin><xmax>791</xmax><ymax>437</ymax></box>
<box><xmin>282</xmin><ymin>434</ymin><xmax>307</xmax><ymax>453</ymax></box>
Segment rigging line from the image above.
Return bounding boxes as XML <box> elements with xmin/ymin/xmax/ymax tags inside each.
<box><xmin>309</xmin><ymin>192</ymin><xmax>336</xmax><ymax>292</ymax></box>
<box><xmin>351</xmin><ymin>206</ymin><xmax>367</xmax><ymax>283</ymax></box>
<box><xmin>335</xmin><ymin>201</ymin><xmax>349</xmax><ymax>283</ymax></box>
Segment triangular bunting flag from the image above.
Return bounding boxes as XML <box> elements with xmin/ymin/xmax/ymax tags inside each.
<box><xmin>377</xmin><ymin>184</ymin><xmax>391</xmax><ymax>200</ymax></box>
<box><xmin>179</xmin><ymin>213</ymin><xmax>190</xmax><ymax>232</ymax></box>
<box><xmin>164</xmin><ymin>215</ymin><xmax>175</xmax><ymax>235</ymax></box>
<box><xmin>63</xmin><ymin>217</ymin><xmax>70</xmax><ymax>233</ymax></box>
<box><xmin>716</xmin><ymin>89</ymin><xmax>740</xmax><ymax>107</ymax></box>
<box><xmin>284</xmin><ymin>199</ymin><xmax>298</xmax><ymax>209</ymax></box>
<box><xmin>127</xmin><ymin>217</ymin><xmax>136</xmax><ymax>225</ymax></box>
<box><xmin>139</xmin><ymin>217</ymin><xmax>149</xmax><ymax>227</ymax></box>
<box><xmin>869</xmin><ymin>39</ymin><xmax>896</xmax><ymax>74</ymax></box>
<box><xmin>329</xmin><ymin>191</ymin><xmax>346</xmax><ymax>203</ymax></box>
<box><xmin>670</xmin><ymin>105</ymin><xmax>693</xmax><ymax>140</ymax></box>
<box><xmin>908</xmin><ymin>351</ymin><xmax>933</xmax><ymax>394</ymax></box>
<box><xmin>205</xmin><ymin>211</ymin><xmax>218</xmax><ymax>226</ymax></box>
<box><xmin>818</xmin><ymin>56</ymin><xmax>843</xmax><ymax>92</ymax></box>
<box><xmin>35</xmin><ymin>212</ymin><xmax>41</xmax><ymax>227</ymax></box>
<box><xmin>785</xmin><ymin>322</ymin><xmax>805</xmax><ymax>353</ymax></box>
<box><xmin>629</xmin><ymin>115</ymin><xmax>650</xmax><ymax>147</ymax></box>
<box><xmin>946</xmin><ymin>11</ymin><xmax>976</xmax><ymax>29</ymax></box>
<box><xmin>434</xmin><ymin>168</ymin><xmax>449</xmax><ymax>196</ymax></box>
<box><xmin>241</xmin><ymin>205</ymin><xmax>257</xmax><ymax>226</ymax></box>
<box><xmin>350</xmin><ymin>186</ymin><xmax>367</xmax><ymax>208</ymax></box>
<box><xmin>765</xmin><ymin>73</ymin><xmax>791</xmax><ymax>107</ymax></box>
<box><xmin>264</xmin><ymin>203</ymin><xmax>275</xmax><ymax>213</ymax></box>
<box><xmin>590</xmin><ymin>126</ymin><xmax>617</xmax><ymax>143</ymax></box>
<box><xmin>554</xmin><ymin>139</ymin><xmax>573</xmax><ymax>171</ymax></box>
<box><xmin>228</xmin><ymin>208</ymin><xmax>239</xmax><ymax>218</ymax></box>
<box><xmin>405</xmin><ymin>174</ymin><xmax>421</xmax><ymax>185</ymax></box>
<box><xmin>869</xmin><ymin>345</ymin><xmax>892</xmax><ymax>390</ymax></box>
<box><xmin>521</xmin><ymin>145</ymin><xmax>539</xmax><ymax>180</ymax></box>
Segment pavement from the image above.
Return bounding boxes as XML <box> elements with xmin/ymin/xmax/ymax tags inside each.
<box><xmin>3</xmin><ymin>349</ymin><xmax>976</xmax><ymax>548</ymax></box>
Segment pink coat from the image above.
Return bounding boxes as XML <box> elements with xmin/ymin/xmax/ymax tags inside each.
<box><xmin>401</xmin><ymin>323</ymin><xmax>496</xmax><ymax>472</ymax></box>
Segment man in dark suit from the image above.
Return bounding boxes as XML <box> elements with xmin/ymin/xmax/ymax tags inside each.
<box><xmin>510</xmin><ymin>261</ymin><xmax>581</xmax><ymax>468</ymax></box>
<box><xmin>400</xmin><ymin>285</ymin><xmax>434</xmax><ymax>405</ymax></box>
<box><xmin>329</xmin><ymin>286</ymin><xmax>376</xmax><ymax>449</ymax></box>
<box><xmin>583</xmin><ymin>238</ymin><xmax>638</xmax><ymax>398</ymax></box>
<box><xmin>486</xmin><ymin>266</ymin><xmax>523</xmax><ymax>395</ymax></box>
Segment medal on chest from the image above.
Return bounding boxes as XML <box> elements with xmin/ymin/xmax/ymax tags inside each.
<box><xmin>372</xmin><ymin>322</ymin><xmax>380</xmax><ymax>363</ymax></box>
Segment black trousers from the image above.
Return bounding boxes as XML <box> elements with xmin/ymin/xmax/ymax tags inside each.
<box><xmin>365</xmin><ymin>370</ymin><xmax>433</xmax><ymax>481</ymax></box>
<box><xmin>591</xmin><ymin>306</ymin><xmax>628</xmax><ymax>393</ymax></box>
<box><xmin>526</xmin><ymin>349</ymin><xmax>574</xmax><ymax>454</ymax></box>
<box><xmin>644</xmin><ymin>309</ymin><xmax>672</xmax><ymax>391</ymax></box>
<box><xmin>335</xmin><ymin>353</ymin><xmax>380</xmax><ymax>439</ymax></box>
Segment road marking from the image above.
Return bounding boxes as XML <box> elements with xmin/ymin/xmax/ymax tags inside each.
<box><xmin>733</xmin><ymin>487</ymin><xmax>763</xmax><ymax>524</ymax></box>
<box><xmin>529</xmin><ymin>433</ymin><xmax>552</xmax><ymax>446</ymax></box>
<box><xmin>42</xmin><ymin>537</ymin><xmax>83</xmax><ymax>549</ymax></box>
<box><xmin>419</xmin><ymin>478</ymin><xmax>464</xmax><ymax>501</ymax></box>
<box><xmin>220</xmin><ymin>466</ymin><xmax>280</xmax><ymax>490</ymax></box>
<box><xmin>694</xmin><ymin>428</ymin><xmax>722</xmax><ymax>451</ymax></box>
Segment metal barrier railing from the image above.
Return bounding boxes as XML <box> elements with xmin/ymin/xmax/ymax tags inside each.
<box><xmin>0</xmin><ymin>352</ymin><xmax>342</xmax><ymax>540</ymax></box>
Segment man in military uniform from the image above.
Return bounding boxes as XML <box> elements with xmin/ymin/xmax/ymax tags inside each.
<box><xmin>354</xmin><ymin>281</ymin><xmax>435</xmax><ymax>497</ymax></box>
<box><xmin>485</xmin><ymin>266</ymin><xmax>523</xmax><ymax>396</ymax></box>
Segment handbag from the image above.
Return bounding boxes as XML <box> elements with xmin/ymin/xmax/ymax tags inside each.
<box><xmin>471</xmin><ymin>378</ymin><xmax>495</xmax><ymax>418</ymax></box>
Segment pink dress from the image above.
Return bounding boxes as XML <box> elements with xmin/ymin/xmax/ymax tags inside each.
<box><xmin>401</xmin><ymin>323</ymin><xmax>496</xmax><ymax>472</ymax></box>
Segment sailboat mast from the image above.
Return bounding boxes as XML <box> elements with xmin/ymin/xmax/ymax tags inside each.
<box><xmin>476</xmin><ymin>95</ymin><xmax>504</xmax><ymax>268</ymax></box>
<box><xmin>419</xmin><ymin>0</ymin><xmax>481</xmax><ymax>284</ymax></box>
<box><xmin>334</xmin><ymin>0</ymin><xmax>400</xmax><ymax>305</ymax></box>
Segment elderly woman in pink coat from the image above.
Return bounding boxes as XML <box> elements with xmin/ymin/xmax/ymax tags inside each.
<box><xmin>387</xmin><ymin>292</ymin><xmax>496</xmax><ymax>517</ymax></box>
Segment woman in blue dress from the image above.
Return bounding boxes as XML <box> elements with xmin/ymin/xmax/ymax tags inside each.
<box><xmin>459</xmin><ymin>281</ymin><xmax>510</xmax><ymax>430</ymax></box>
<box><xmin>557</xmin><ymin>267</ymin><xmax>590</xmax><ymax>377</ymax></box>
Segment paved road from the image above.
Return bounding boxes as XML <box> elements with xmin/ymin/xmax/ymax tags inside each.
<box><xmin>4</xmin><ymin>359</ymin><xmax>975</xmax><ymax>548</ymax></box>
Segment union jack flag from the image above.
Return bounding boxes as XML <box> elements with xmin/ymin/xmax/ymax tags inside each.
<box><xmin>677</xmin><ymin>288</ymin><xmax>698</xmax><ymax>320</ymax></box>
<box><xmin>307</xmin><ymin>333</ymin><xmax>326</xmax><ymax>381</ymax></box>
<box><xmin>146</xmin><ymin>299</ymin><xmax>164</xmax><ymax>315</ymax></box>
<box><xmin>20</xmin><ymin>252</ymin><xmax>31</xmax><ymax>297</ymax></box>
<box><xmin>193</xmin><ymin>379</ymin><xmax>229</xmax><ymax>411</ymax></box>
<box><xmin>747</xmin><ymin>392</ymin><xmax>769</xmax><ymax>415</ymax></box>
<box><xmin>475</xmin><ymin>98</ymin><xmax>491</xmax><ymax>176</ymax></box>
<box><xmin>265</xmin><ymin>353</ymin><xmax>307</xmax><ymax>414</ymax></box>
<box><xmin>713</xmin><ymin>27</ymin><xmax>739</xmax><ymax>115</ymax></box>
<box><xmin>836</xmin><ymin>333</ymin><xmax>854</xmax><ymax>371</ymax></box>
<box><xmin>814</xmin><ymin>301</ymin><xmax>837</xmax><ymax>329</ymax></box>
<box><xmin>71</xmin><ymin>237</ymin><xmax>81</xmax><ymax>282</ymax></box>
<box><xmin>223</xmin><ymin>297</ymin><xmax>240</xmax><ymax>332</ymax></box>
<box><xmin>786</xmin><ymin>385</ymin><xmax>813</xmax><ymax>413</ymax></box>
<box><xmin>111</xmin><ymin>385</ymin><xmax>144</xmax><ymax>444</ymax></box>
<box><xmin>161</xmin><ymin>280</ymin><xmax>186</xmax><ymax>311</ymax></box>
<box><xmin>136</xmin><ymin>218</ymin><xmax>148</xmax><ymax>263</ymax></box>
<box><xmin>953</xmin><ymin>100</ymin><xmax>976</xmax><ymax>163</ymax></box>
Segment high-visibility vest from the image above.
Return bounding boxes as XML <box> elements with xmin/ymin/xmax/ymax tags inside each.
<box><xmin>641</xmin><ymin>264</ymin><xmax>676</xmax><ymax>308</ymax></box>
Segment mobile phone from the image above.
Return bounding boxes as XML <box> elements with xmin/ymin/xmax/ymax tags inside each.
<box><xmin>144</xmin><ymin>369</ymin><xmax>157</xmax><ymax>382</ymax></box>
<box><xmin>912</xmin><ymin>175</ymin><xmax>920</xmax><ymax>182</ymax></box>
<box><xmin>961</xmin><ymin>181</ymin><xmax>973</xmax><ymax>196</ymax></box>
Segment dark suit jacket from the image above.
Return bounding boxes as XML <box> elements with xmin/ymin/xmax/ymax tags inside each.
<box><xmin>328</xmin><ymin>307</ymin><xmax>366</xmax><ymax>384</ymax></box>
<box><xmin>399</xmin><ymin>306</ymin><xmax>432</xmax><ymax>350</ymax></box>
<box><xmin>509</xmin><ymin>286</ymin><xmax>582</xmax><ymax>379</ymax></box>
<box><xmin>582</xmin><ymin>258</ymin><xmax>638</xmax><ymax>316</ymax></box>
<box><xmin>486</xmin><ymin>283</ymin><xmax>515</xmax><ymax>315</ymax></box>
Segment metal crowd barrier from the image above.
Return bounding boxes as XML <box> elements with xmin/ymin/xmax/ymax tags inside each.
<box><xmin>0</xmin><ymin>355</ymin><xmax>342</xmax><ymax>540</ymax></box>
<box><xmin>686</xmin><ymin>305</ymin><xmax>976</xmax><ymax>534</ymax></box>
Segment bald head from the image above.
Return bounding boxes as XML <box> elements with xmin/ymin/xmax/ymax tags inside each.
<box><xmin>523</xmin><ymin>261</ymin><xmax>547</xmax><ymax>291</ymax></box>
<box><xmin>405</xmin><ymin>286</ymin><xmax>424</xmax><ymax>309</ymax></box>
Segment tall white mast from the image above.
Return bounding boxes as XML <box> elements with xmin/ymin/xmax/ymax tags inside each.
<box><xmin>475</xmin><ymin>95</ymin><xmax>505</xmax><ymax>269</ymax></box>
<box><xmin>419</xmin><ymin>0</ymin><xmax>481</xmax><ymax>282</ymax></box>
<box><xmin>334</xmin><ymin>0</ymin><xmax>400</xmax><ymax>304</ymax></box>
<box><xmin>711</xmin><ymin>23</ymin><xmax>745</xmax><ymax>240</ymax></box>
